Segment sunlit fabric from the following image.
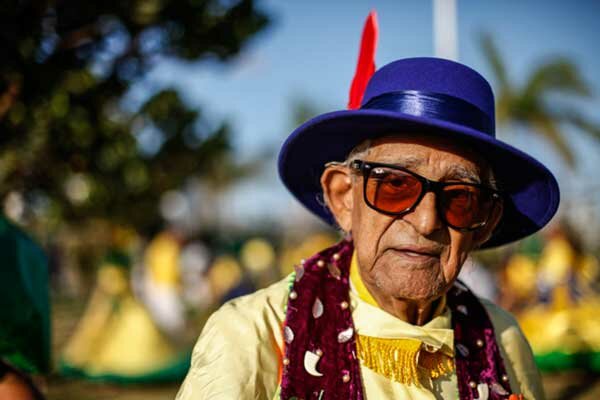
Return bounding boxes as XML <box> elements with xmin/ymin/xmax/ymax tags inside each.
<box><xmin>176</xmin><ymin>272</ymin><xmax>544</xmax><ymax>399</ymax></box>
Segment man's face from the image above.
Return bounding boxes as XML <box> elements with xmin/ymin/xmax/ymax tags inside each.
<box><xmin>348</xmin><ymin>135</ymin><xmax>497</xmax><ymax>302</ymax></box>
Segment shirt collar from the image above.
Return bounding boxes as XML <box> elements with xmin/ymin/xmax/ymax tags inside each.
<box><xmin>349</xmin><ymin>251</ymin><xmax>454</xmax><ymax>355</ymax></box>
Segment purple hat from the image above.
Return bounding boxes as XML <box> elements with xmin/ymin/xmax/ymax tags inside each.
<box><xmin>278</xmin><ymin>57</ymin><xmax>560</xmax><ymax>248</ymax></box>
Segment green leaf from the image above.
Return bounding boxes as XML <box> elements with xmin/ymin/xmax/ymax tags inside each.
<box><xmin>524</xmin><ymin>59</ymin><xmax>591</xmax><ymax>98</ymax></box>
<box><xmin>479</xmin><ymin>33</ymin><xmax>510</xmax><ymax>91</ymax></box>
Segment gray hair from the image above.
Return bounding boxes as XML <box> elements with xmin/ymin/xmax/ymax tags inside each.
<box><xmin>344</xmin><ymin>139</ymin><xmax>372</xmax><ymax>166</ymax></box>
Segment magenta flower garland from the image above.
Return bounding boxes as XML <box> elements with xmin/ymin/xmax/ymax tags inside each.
<box><xmin>280</xmin><ymin>239</ymin><xmax>516</xmax><ymax>399</ymax></box>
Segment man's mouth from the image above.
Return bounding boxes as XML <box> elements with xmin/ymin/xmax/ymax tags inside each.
<box><xmin>389</xmin><ymin>246</ymin><xmax>441</xmax><ymax>262</ymax></box>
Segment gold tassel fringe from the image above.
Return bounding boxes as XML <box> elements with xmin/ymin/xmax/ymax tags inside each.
<box><xmin>420</xmin><ymin>350</ymin><xmax>455</xmax><ymax>379</ymax></box>
<box><xmin>356</xmin><ymin>334</ymin><xmax>454</xmax><ymax>386</ymax></box>
<box><xmin>356</xmin><ymin>335</ymin><xmax>422</xmax><ymax>386</ymax></box>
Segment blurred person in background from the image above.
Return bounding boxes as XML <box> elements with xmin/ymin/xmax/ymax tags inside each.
<box><xmin>517</xmin><ymin>223</ymin><xmax>600</xmax><ymax>373</ymax></box>
<box><xmin>458</xmin><ymin>256</ymin><xmax>499</xmax><ymax>302</ymax></box>
<box><xmin>60</xmin><ymin>249</ymin><xmax>190</xmax><ymax>383</ymax></box>
<box><xmin>176</xmin><ymin>20</ymin><xmax>559</xmax><ymax>400</ymax></box>
<box><xmin>140</xmin><ymin>230</ymin><xmax>186</xmax><ymax>337</ymax></box>
<box><xmin>0</xmin><ymin>215</ymin><xmax>49</xmax><ymax>400</ymax></box>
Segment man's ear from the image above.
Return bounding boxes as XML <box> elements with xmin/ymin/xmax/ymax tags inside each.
<box><xmin>320</xmin><ymin>166</ymin><xmax>354</xmax><ymax>232</ymax></box>
<box><xmin>473</xmin><ymin>200</ymin><xmax>504</xmax><ymax>247</ymax></box>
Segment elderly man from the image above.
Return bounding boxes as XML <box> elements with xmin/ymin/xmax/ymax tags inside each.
<box><xmin>177</xmin><ymin>57</ymin><xmax>558</xmax><ymax>400</ymax></box>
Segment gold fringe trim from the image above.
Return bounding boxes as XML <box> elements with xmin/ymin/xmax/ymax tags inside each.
<box><xmin>356</xmin><ymin>335</ymin><xmax>455</xmax><ymax>386</ymax></box>
<box><xmin>356</xmin><ymin>335</ymin><xmax>422</xmax><ymax>386</ymax></box>
<box><xmin>420</xmin><ymin>350</ymin><xmax>455</xmax><ymax>379</ymax></box>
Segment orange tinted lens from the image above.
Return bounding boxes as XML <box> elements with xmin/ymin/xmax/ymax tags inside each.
<box><xmin>366</xmin><ymin>167</ymin><xmax>422</xmax><ymax>213</ymax></box>
<box><xmin>441</xmin><ymin>185</ymin><xmax>493</xmax><ymax>228</ymax></box>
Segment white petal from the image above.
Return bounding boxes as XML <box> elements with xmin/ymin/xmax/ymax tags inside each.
<box><xmin>294</xmin><ymin>264</ymin><xmax>304</xmax><ymax>281</ymax></box>
<box><xmin>312</xmin><ymin>297</ymin><xmax>324</xmax><ymax>318</ymax></box>
<box><xmin>456</xmin><ymin>343</ymin><xmax>470</xmax><ymax>357</ymax></box>
<box><xmin>304</xmin><ymin>351</ymin><xmax>323</xmax><ymax>377</ymax></box>
<box><xmin>284</xmin><ymin>326</ymin><xmax>294</xmax><ymax>343</ymax></box>
<box><xmin>476</xmin><ymin>383</ymin><xmax>489</xmax><ymax>400</ymax></box>
<box><xmin>490</xmin><ymin>382</ymin><xmax>509</xmax><ymax>396</ymax></box>
<box><xmin>337</xmin><ymin>327</ymin><xmax>354</xmax><ymax>343</ymax></box>
<box><xmin>327</xmin><ymin>263</ymin><xmax>341</xmax><ymax>279</ymax></box>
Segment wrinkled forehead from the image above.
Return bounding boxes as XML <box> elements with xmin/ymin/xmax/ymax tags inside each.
<box><xmin>365</xmin><ymin>134</ymin><xmax>491</xmax><ymax>182</ymax></box>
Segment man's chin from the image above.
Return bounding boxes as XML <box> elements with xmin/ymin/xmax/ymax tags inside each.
<box><xmin>374</xmin><ymin>274</ymin><xmax>445</xmax><ymax>302</ymax></box>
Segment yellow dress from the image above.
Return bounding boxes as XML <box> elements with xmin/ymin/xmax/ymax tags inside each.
<box><xmin>177</xmin><ymin>266</ymin><xmax>544</xmax><ymax>399</ymax></box>
<box><xmin>61</xmin><ymin>262</ymin><xmax>189</xmax><ymax>382</ymax></box>
<box><xmin>517</xmin><ymin>236</ymin><xmax>600</xmax><ymax>371</ymax></box>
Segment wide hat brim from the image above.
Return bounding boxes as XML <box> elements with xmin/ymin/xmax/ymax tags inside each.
<box><xmin>278</xmin><ymin>108</ymin><xmax>560</xmax><ymax>248</ymax></box>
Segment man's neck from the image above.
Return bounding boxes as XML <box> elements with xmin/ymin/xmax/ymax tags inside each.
<box><xmin>350</xmin><ymin>254</ymin><xmax>443</xmax><ymax>325</ymax></box>
<box><xmin>364</xmin><ymin>282</ymin><xmax>438</xmax><ymax>326</ymax></box>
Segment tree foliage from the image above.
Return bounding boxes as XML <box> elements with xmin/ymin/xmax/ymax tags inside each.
<box><xmin>481</xmin><ymin>33</ymin><xmax>600</xmax><ymax>167</ymax></box>
<box><xmin>0</xmin><ymin>0</ymin><xmax>268</xmax><ymax>233</ymax></box>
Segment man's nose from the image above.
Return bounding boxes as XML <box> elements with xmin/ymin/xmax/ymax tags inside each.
<box><xmin>402</xmin><ymin>192</ymin><xmax>442</xmax><ymax>236</ymax></box>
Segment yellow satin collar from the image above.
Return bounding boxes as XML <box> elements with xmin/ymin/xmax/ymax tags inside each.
<box><xmin>350</xmin><ymin>251</ymin><xmax>379</xmax><ymax>307</ymax></box>
<box><xmin>349</xmin><ymin>251</ymin><xmax>454</xmax><ymax>385</ymax></box>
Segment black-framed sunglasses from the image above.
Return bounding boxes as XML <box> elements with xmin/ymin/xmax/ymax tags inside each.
<box><xmin>349</xmin><ymin>159</ymin><xmax>502</xmax><ymax>231</ymax></box>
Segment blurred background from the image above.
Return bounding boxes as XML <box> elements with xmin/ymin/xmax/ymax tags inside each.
<box><xmin>1</xmin><ymin>0</ymin><xmax>599</xmax><ymax>399</ymax></box>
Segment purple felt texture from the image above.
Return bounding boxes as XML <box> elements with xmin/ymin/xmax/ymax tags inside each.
<box><xmin>362</xmin><ymin>58</ymin><xmax>495</xmax><ymax>122</ymax></box>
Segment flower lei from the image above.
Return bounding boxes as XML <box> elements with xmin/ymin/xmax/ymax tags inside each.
<box><xmin>280</xmin><ymin>239</ymin><xmax>519</xmax><ymax>400</ymax></box>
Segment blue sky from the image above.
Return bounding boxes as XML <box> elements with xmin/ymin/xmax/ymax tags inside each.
<box><xmin>133</xmin><ymin>0</ymin><xmax>600</xmax><ymax>229</ymax></box>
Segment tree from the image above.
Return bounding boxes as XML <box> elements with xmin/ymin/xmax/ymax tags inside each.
<box><xmin>0</xmin><ymin>0</ymin><xmax>269</xmax><ymax>235</ymax></box>
<box><xmin>481</xmin><ymin>34</ymin><xmax>600</xmax><ymax>167</ymax></box>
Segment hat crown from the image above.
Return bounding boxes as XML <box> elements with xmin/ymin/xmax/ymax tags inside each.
<box><xmin>362</xmin><ymin>57</ymin><xmax>495</xmax><ymax>127</ymax></box>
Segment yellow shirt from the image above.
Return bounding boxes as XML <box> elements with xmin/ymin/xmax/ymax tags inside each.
<box><xmin>176</xmin><ymin>275</ymin><xmax>544</xmax><ymax>399</ymax></box>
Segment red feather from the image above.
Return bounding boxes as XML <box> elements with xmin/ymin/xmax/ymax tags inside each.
<box><xmin>347</xmin><ymin>11</ymin><xmax>379</xmax><ymax>110</ymax></box>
